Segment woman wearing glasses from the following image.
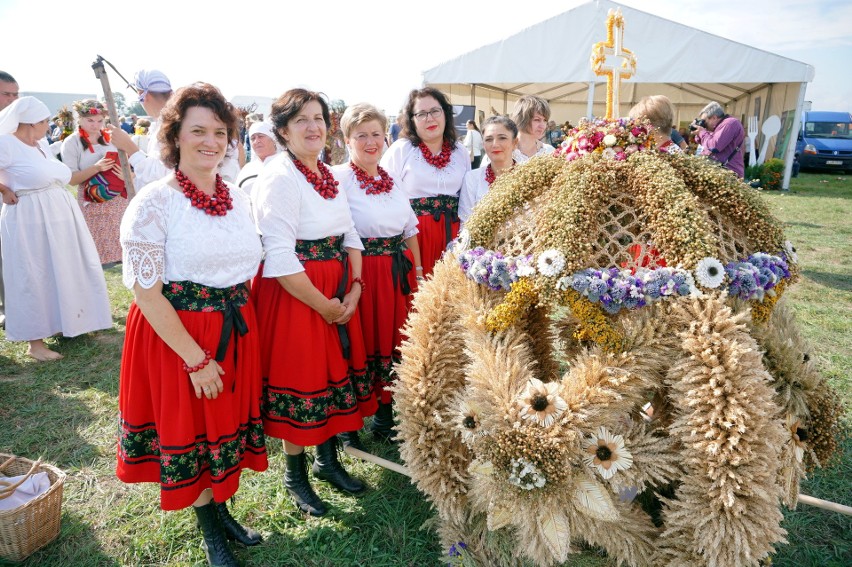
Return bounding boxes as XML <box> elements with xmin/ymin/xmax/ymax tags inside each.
<box><xmin>381</xmin><ymin>87</ymin><xmax>469</xmax><ymax>277</ymax></box>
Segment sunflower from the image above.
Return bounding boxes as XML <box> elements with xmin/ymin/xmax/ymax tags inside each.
<box><xmin>583</xmin><ymin>426</ymin><xmax>633</xmax><ymax>480</ymax></box>
<box><xmin>695</xmin><ymin>256</ymin><xmax>726</xmax><ymax>289</ymax></box>
<box><xmin>786</xmin><ymin>414</ymin><xmax>807</xmax><ymax>463</ymax></box>
<box><xmin>537</xmin><ymin>250</ymin><xmax>566</xmax><ymax>277</ymax></box>
<box><xmin>456</xmin><ymin>400</ymin><xmax>486</xmax><ymax>444</ymax></box>
<box><xmin>518</xmin><ymin>378</ymin><xmax>568</xmax><ymax>427</ymax></box>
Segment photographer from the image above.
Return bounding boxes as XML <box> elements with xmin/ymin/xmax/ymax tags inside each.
<box><xmin>691</xmin><ymin>101</ymin><xmax>745</xmax><ymax>178</ymax></box>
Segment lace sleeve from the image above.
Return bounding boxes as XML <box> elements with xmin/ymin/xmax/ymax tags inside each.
<box><xmin>120</xmin><ymin>184</ymin><xmax>170</xmax><ymax>289</ymax></box>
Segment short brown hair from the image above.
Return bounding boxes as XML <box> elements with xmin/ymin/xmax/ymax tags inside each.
<box><xmin>158</xmin><ymin>82</ymin><xmax>238</xmax><ymax>169</ymax></box>
<box><xmin>511</xmin><ymin>95</ymin><xmax>551</xmax><ymax>134</ymax></box>
<box><xmin>269</xmin><ymin>88</ymin><xmax>331</xmax><ymax>148</ymax></box>
<box><xmin>401</xmin><ymin>87</ymin><xmax>457</xmax><ymax>147</ymax></box>
<box><xmin>340</xmin><ymin>103</ymin><xmax>387</xmax><ymax>139</ymax></box>
<box><xmin>629</xmin><ymin>95</ymin><xmax>675</xmax><ymax>133</ymax></box>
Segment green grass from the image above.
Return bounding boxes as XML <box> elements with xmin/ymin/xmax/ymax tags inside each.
<box><xmin>1</xmin><ymin>172</ymin><xmax>849</xmax><ymax>567</ymax></box>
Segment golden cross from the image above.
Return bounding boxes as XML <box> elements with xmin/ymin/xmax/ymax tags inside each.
<box><xmin>590</xmin><ymin>8</ymin><xmax>637</xmax><ymax>119</ymax></box>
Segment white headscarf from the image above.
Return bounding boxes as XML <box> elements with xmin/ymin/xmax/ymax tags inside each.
<box><xmin>248</xmin><ymin>120</ymin><xmax>280</xmax><ymax>149</ymax></box>
<box><xmin>0</xmin><ymin>96</ymin><xmax>50</xmax><ymax>136</ymax></box>
<box><xmin>134</xmin><ymin>69</ymin><xmax>172</xmax><ymax>100</ymax></box>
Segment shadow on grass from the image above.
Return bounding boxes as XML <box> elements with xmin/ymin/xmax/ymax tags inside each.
<box><xmin>802</xmin><ymin>270</ymin><xmax>852</xmax><ymax>292</ymax></box>
<box><xmin>785</xmin><ymin>221</ymin><xmax>824</xmax><ymax>229</ymax></box>
<box><xmin>0</xmin><ymin>511</ymin><xmax>119</xmax><ymax>567</ymax></box>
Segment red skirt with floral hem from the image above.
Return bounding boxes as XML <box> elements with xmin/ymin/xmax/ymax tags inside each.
<box><xmin>117</xmin><ymin>301</ymin><xmax>268</xmax><ymax>511</ymax></box>
<box><xmin>359</xmin><ymin>252</ymin><xmax>416</xmax><ymax>403</ymax></box>
<box><xmin>252</xmin><ymin>259</ymin><xmax>376</xmax><ymax>446</ymax></box>
<box><xmin>416</xmin><ymin>213</ymin><xmax>459</xmax><ymax>277</ymax></box>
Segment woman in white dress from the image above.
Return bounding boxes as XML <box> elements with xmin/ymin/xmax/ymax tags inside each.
<box><xmin>459</xmin><ymin>115</ymin><xmax>519</xmax><ymax>225</ymax></box>
<box><xmin>463</xmin><ymin>120</ymin><xmax>484</xmax><ymax>169</ymax></box>
<box><xmin>380</xmin><ymin>87</ymin><xmax>470</xmax><ymax>276</ymax></box>
<box><xmin>117</xmin><ymin>83</ymin><xmax>267</xmax><ymax>567</ymax></box>
<box><xmin>511</xmin><ymin>94</ymin><xmax>555</xmax><ymax>163</ymax></box>
<box><xmin>235</xmin><ymin>120</ymin><xmax>280</xmax><ymax>197</ymax></box>
<box><xmin>61</xmin><ymin>99</ymin><xmax>128</xmax><ymax>265</ymax></box>
<box><xmin>0</xmin><ymin>96</ymin><xmax>112</xmax><ymax>360</ymax></box>
<box><xmin>333</xmin><ymin>103</ymin><xmax>422</xmax><ymax>444</ymax></box>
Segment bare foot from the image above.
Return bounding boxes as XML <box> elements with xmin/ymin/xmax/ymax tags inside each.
<box><xmin>27</xmin><ymin>340</ymin><xmax>64</xmax><ymax>361</ymax></box>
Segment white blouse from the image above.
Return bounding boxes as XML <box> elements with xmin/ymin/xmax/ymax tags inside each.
<box><xmin>60</xmin><ymin>133</ymin><xmax>118</xmax><ymax>174</ymax></box>
<box><xmin>120</xmin><ymin>179</ymin><xmax>262</xmax><ymax>290</ymax></box>
<box><xmin>458</xmin><ymin>167</ymin><xmax>490</xmax><ymax>224</ymax></box>
<box><xmin>0</xmin><ymin>135</ymin><xmax>71</xmax><ymax>190</ymax></box>
<box><xmin>332</xmin><ymin>163</ymin><xmax>418</xmax><ymax>240</ymax></box>
<box><xmin>235</xmin><ymin>152</ymin><xmax>278</xmax><ymax>198</ymax></box>
<box><xmin>379</xmin><ymin>139</ymin><xmax>470</xmax><ymax>199</ymax></box>
<box><xmin>513</xmin><ymin>142</ymin><xmax>555</xmax><ymax>164</ymax></box>
<box><xmin>252</xmin><ymin>153</ymin><xmax>363</xmax><ymax>278</ymax></box>
<box><xmin>127</xmin><ymin>120</ymin><xmax>169</xmax><ymax>188</ymax></box>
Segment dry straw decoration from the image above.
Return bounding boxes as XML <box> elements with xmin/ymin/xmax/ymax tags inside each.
<box><xmin>395</xmin><ymin>124</ymin><xmax>844</xmax><ymax>566</ymax></box>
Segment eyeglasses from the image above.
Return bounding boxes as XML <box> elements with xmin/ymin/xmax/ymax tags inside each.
<box><xmin>412</xmin><ymin>108</ymin><xmax>444</xmax><ymax>121</ymax></box>
<box><xmin>0</xmin><ymin>91</ymin><xmax>19</xmax><ymax>98</ymax></box>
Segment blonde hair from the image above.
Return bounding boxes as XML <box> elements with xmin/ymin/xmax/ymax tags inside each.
<box><xmin>511</xmin><ymin>95</ymin><xmax>551</xmax><ymax>133</ymax></box>
<box><xmin>340</xmin><ymin>102</ymin><xmax>387</xmax><ymax>139</ymax></box>
<box><xmin>629</xmin><ymin>95</ymin><xmax>675</xmax><ymax>133</ymax></box>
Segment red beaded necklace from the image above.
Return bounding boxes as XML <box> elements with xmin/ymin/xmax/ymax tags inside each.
<box><xmin>350</xmin><ymin>161</ymin><xmax>394</xmax><ymax>195</ymax></box>
<box><xmin>418</xmin><ymin>140</ymin><xmax>453</xmax><ymax>169</ymax></box>
<box><xmin>485</xmin><ymin>160</ymin><xmax>516</xmax><ymax>186</ymax></box>
<box><xmin>175</xmin><ymin>169</ymin><xmax>233</xmax><ymax>216</ymax></box>
<box><xmin>290</xmin><ymin>152</ymin><xmax>339</xmax><ymax>199</ymax></box>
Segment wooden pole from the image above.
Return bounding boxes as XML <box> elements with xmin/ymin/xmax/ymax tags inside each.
<box><xmin>799</xmin><ymin>494</ymin><xmax>852</xmax><ymax>516</ymax></box>
<box><xmin>92</xmin><ymin>56</ymin><xmax>136</xmax><ymax>199</ymax></box>
<box><xmin>343</xmin><ymin>446</ymin><xmax>410</xmax><ymax>477</ymax></box>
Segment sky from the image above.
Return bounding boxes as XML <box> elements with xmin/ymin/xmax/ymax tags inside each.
<box><xmin>3</xmin><ymin>0</ymin><xmax>850</xmax><ymax>115</ymax></box>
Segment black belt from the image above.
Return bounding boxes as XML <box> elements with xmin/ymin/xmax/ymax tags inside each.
<box><xmin>410</xmin><ymin>195</ymin><xmax>459</xmax><ymax>246</ymax></box>
<box><xmin>362</xmin><ymin>234</ymin><xmax>413</xmax><ymax>295</ymax></box>
<box><xmin>162</xmin><ymin>281</ymin><xmax>250</xmax><ymax>391</ymax></box>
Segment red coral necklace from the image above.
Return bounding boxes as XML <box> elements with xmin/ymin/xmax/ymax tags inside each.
<box><xmin>418</xmin><ymin>140</ymin><xmax>452</xmax><ymax>169</ymax></box>
<box><xmin>290</xmin><ymin>151</ymin><xmax>339</xmax><ymax>199</ymax></box>
<box><xmin>485</xmin><ymin>160</ymin><xmax>516</xmax><ymax>186</ymax></box>
<box><xmin>175</xmin><ymin>169</ymin><xmax>233</xmax><ymax>216</ymax></box>
<box><xmin>350</xmin><ymin>161</ymin><xmax>394</xmax><ymax>195</ymax></box>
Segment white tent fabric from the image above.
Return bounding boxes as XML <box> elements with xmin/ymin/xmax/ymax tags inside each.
<box><xmin>423</xmin><ymin>0</ymin><xmax>814</xmax><ymax>188</ymax></box>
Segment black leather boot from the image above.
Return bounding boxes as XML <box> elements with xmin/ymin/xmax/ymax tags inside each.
<box><xmin>337</xmin><ymin>430</ymin><xmax>366</xmax><ymax>452</ymax></box>
<box><xmin>312</xmin><ymin>437</ymin><xmax>367</xmax><ymax>494</ymax></box>
<box><xmin>370</xmin><ymin>402</ymin><xmax>397</xmax><ymax>442</ymax></box>
<box><xmin>193</xmin><ymin>502</ymin><xmax>239</xmax><ymax>567</ymax></box>
<box><xmin>284</xmin><ymin>452</ymin><xmax>327</xmax><ymax>517</ymax></box>
<box><xmin>215</xmin><ymin>501</ymin><xmax>262</xmax><ymax>546</ymax></box>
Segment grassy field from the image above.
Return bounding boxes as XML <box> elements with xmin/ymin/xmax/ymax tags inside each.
<box><xmin>0</xmin><ymin>172</ymin><xmax>849</xmax><ymax>567</ymax></box>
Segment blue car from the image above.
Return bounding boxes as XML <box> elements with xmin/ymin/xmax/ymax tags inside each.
<box><xmin>796</xmin><ymin>111</ymin><xmax>852</xmax><ymax>173</ymax></box>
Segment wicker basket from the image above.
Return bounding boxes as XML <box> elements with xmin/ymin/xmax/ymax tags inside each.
<box><xmin>0</xmin><ymin>454</ymin><xmax>66</xmax><ymax>562</ymax></box>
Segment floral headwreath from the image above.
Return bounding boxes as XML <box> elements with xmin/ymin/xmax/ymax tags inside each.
<box><xmin>73</xmin><ymin>99</ymin><xmax>107</xmax><ymax>117</ymax></box>
<box><xmin>554</xmin><ymin>116</ymin><xmax>654</xmax><ymax>162</ymax></box>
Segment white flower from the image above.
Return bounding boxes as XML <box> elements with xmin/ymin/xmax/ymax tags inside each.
<box><xmin>556</xmin><ymin>276</ymin><xmax>572</xmax><ymax>291</ymax></box>
<box><xmin>508</xmin><ymin>457</ymin><xmax>547</xmax><ymax>490</ymax></box>
<box><xmin>537</xmin><ymin>249</ymin><xmax>566</xmax><ymax>277</ymax></box>
<box><xmin>582</xmin><ymin>426</ymin><xmax>633</xmax><ymax>480</ymax></box>
<box><xmin>784</xmin><ymin>240</ymin><xmax>799</xmax><ymax>264</ymax></box>
<box><xmin>601</xmin><ymin>147</ymin><xmax>616</xmax><ymax>160</ymax></box>
<box><xmin>694</xmin><ymin>256</ymin><xmax>725</xmax><ymax>288</ymax></box>
<box><xmin>602</xmin><ymin>134</ymin><xmax>617</xmax><ymax>147</ymax></box>
<box><xmin>456</xmin><ymin>229</ymin><xmax>471</xmax><ymax>252</ymax></box>
<box><xmin>456</xmin><ymin>400</ymin><xmax>486</xmax><ymax>444</ymax></box>
<box><xmin>518</xmin><ymin>378</ymin><xmax>568</xmax><ymax>427</ymax></box>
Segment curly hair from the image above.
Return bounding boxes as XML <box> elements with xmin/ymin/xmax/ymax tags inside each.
<box><xmin>269</xmin><ymin>88</ymin><xmax>330</xmax><ymax>148</ymax></box>
<box><xmin>157</xmin><ymin>82</ymin><xmax>239</xmax><ymax>169</ymax></box>
<box><xmin>400</xmin><ymin>87</ymin><xmax>457</xmax><ymax>147</ymax></box>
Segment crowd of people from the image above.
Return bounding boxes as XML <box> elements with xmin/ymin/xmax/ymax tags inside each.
<box><xmin>0</xmin><ymin>66</ymin><xmax>748</xmax><ymax>566</ymax></box>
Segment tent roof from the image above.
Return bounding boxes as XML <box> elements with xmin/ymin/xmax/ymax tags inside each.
<box><xmin>423</xmin><ymin>0</ymin><xmax>813</xmax><ymax>105</ymax></box>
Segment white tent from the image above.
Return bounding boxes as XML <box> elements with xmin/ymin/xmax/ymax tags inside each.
<box><xmin>423</xmin><ymin>0</ymin><xmax>814</xmax><ymax>188</ymax></box>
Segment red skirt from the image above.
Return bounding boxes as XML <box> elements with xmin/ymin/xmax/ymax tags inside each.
<box><xmin>252</xmin><ymin>259</ymin><xmax>376</xmax><ymax>445</ymax></box>
<box><xmin>359</xmin><ymin>251</ymin><xmax>416</xmax><ymax>403</ymax></box>
<box><xmin>117</xmin><ymin>301</ymin><xmax>268</xmax><ymax>511</ymax></box>
<box><xmin>417</xmin><ymin>213</ymin><xmax>459</xmax><ymax>277</ymax></box>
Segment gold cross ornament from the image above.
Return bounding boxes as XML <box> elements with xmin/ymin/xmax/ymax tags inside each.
<box><xmin>590</xmin><ymin>8</ymin><xmax>637</xmax><ymax>119</ymax></box>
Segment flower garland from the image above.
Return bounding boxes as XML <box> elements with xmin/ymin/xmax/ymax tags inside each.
<box><xmin>458</xmin><ymin>247</ymin><xmax>534</xmax><ymax>292</ymax></box>
<box><xmin>290</xmin><ymin>152</ymin><xmax>339</xmax><ymax>199</ymax></box>
<box><xmin>350</xmin><ymin>161</ymin><xmax>394</xmax><ymax>195</ymax></box>
<box><xmin>175</xmin><ymin>169</ymin><xmax>233</xmax><ymax>216</ymax></box>
<box><xmin>564</xmin><ymin>288</ymin><xmax>624</xmax><ymax>353</ymax></box>
<box><xmin>484</xmin><ymin>278</ymin><xmax>537</xmax><ymax>333</ymax></box>
<box><xmin>72</xmin><ymin>99</ymin><xmax>107</xmax><ymax>116</ymax></box>
<box><xmin>726</xmin><ymin>253</ymin><xmax>790</xmax><ymax>301</ymax></box>
<box><xmin>555</xmin><ymin>117</ymin><xmax>653</xmax><ymax>163</ymax></box>
<box><xmin>419</xmin><ymin>140</ymin><xmax>453</xmax><ymax>169</ymax></box>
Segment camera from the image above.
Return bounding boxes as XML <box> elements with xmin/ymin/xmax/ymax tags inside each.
<box><xmin>689</xmin><ymin>118</ymin><xmax>707</xmax><ymax>131</ymax></box>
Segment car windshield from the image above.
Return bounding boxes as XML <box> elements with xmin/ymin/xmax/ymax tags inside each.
<box><xmin>805</xmin><ymin>121</ymin><xmax>852</xmax><ymax>139</ymax></box>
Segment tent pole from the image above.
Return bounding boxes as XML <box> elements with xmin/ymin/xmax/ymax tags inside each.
<box><xmin>782</xmin><ymin>82</ymin><xmax>807</xmax><ymax>191</ymax></box>
<box><xmin>586</xmin><ymin>82</ymin><xmax>596</xmax><ymax>119</ymax></box>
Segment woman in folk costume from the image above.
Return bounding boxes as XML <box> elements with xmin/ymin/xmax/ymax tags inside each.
<box><xmin>380</xmin><ymin>87</ymin><xmax>469</xmax><ymax>277</ymax></box>
<box><xmin>510</xmin><ymin>94</ymin><xmax>555</xmax><ymax>163</ymax></box>
<box><xmin>61</xmin><ymin>99</ymin><xmax>128</xmax><ymax>264</ymax></box>
<box><xmin>252</xmin><ymin>88</ymin><xmax>374</xmax><ymax>517</ymax></box>
<box><xmin>333</xmin><ymin>103</ymin><xmax>422</xmax><ymax>444</ymax></box>
<box><xmin>116</xmin><ymin>83</ymin><xmax>267</xmax><ymax>567</ymax></box>
<box><xmin>0</xmin><ymin>97</ymin><xmax>112</xmax><ymax>360</ymax></box>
